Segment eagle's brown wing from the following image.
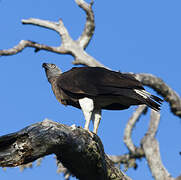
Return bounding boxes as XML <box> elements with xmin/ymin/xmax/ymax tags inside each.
<box><xmin>57</xmin><ymin>67</ymin><xmax>144</xmax><ymax>96</ymax></box>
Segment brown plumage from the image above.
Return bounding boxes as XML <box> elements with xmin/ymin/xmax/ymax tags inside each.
<box><xmin>42</xmin><ymin>63</ymin><xmax>163</xmax><ymax>134</ymax></box>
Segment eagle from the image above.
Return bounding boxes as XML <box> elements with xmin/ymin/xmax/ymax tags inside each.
<box><xmin>42</xmin><ymin>63</ymin><xmax>163</xmax><ymax>134</ymax></box>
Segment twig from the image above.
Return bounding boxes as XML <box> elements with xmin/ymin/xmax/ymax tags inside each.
<box><xmin>56</xmin><ymin>159</ymin><xmax>71</xmax><ymax>180</ymax></box>
<box><xmin>108</xmin><ymin>148</ymin><xmax>145</xmax><ymax>170</ymax></box>
<box><xmin>0</xmin><ymin>40</ymin><xmax>68</xmax><ymax>56</ymax></box>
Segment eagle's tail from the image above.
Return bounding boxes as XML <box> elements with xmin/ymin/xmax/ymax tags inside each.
<box><xmin>134</xmin><ymin>89</ymin><xmax>163</xmax><ymax>111</ymax></box>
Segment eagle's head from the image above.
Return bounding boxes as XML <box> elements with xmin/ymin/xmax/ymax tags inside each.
<box><xmin>42</xmin><ymin>63</ymin><xmax>62</xmax><ymax>82</ymax></box>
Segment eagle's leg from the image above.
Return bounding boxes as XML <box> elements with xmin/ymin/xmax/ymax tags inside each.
<box><xmin>92</xmin><ymin>109</ymin><xmax>102</xmax><ymax>134</ymax></box>
<box><xmin>79</xmin><ymin>97</ymin><xmax>94</xmax><ymax>131</ymax></box>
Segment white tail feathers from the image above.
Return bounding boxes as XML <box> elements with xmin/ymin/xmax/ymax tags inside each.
<box><xmin>134</xmin><ymin>89</ymin><xmax>163</xmax><ymax>111</ymax></box>
<box><xmin>134</xmin><ymin>89</ymin><xmax>151</xmax><ymax>99</ymax></box>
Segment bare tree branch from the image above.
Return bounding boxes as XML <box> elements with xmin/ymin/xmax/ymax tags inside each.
<box><xmin>22</xmin><ymin>18</ymin><xmax>62</xmax><ymax>32</ymax></box>
<box><xmin>0</xmin><ymin>40</ymin><xmax>68</xmax><ymax>56</ymax></box>
<box><xmin>22</xmin><ymin>18</ymin><xmax>72</xmax><ymax>45</ymax></box>
<box><xmin>0</xmin><ymin>0</ymin><xmax>106</xmax><ymax>68</ymax></box>
<box><xmin>0</xmin><ymin>119</ymin><xmax>131</xmax><ymax>180</ymax></box>
<box><xmin>76</xmin><ymin>0</ymin><xmax>95</xmax><ymax>48</ymax></box>
<box><xmin>108</xmin><ymin>105</ymin><xmax>146</xmax><ymax>170</ymax></box>
<box><xmin>124</xmin><ymin>105</ymin><xmax>147</xmax><ymax>153</ymax></box>
<box><xmin>108</xmin><ymin>148</ymin><xmax>145</xmax><ymax>170</ymax></box>
<box><xmin>141</xmin><ymin>110</ymin><xmax>174</xmax><ymax>180</ymax></box>
<box><xmin>0</xmin><ymin>0</ymin><xmax>180</xmax><ymax>179</ymax></box>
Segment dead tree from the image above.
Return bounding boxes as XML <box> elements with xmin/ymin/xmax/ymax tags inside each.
<box><xmin>0</xmin><ymin>0</ymin><xmax>181</xmax><ymax>180</ymax></box>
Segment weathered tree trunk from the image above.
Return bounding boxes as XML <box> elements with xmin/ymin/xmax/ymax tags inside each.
<box><xmin>0</xmin><ymin>119</ymin><xmax>131</xmax><ymax>180</ymax></box>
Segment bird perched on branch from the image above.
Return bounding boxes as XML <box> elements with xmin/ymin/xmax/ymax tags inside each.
<box><xmin>42</xmin><ymin>63</ymin><xmax>163</xmax><ymax>134</ymax></box>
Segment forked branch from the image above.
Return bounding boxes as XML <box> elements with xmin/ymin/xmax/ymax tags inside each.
<box><xmin>0</xmin><ymin>0</ymin><xmax>105</xmax><ymax>68</ymax></box>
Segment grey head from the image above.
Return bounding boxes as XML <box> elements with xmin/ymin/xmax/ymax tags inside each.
<box><xmin>42</xmin><ymin>63</ymin><xmax>62</xmax><ymax>82</ymax></box>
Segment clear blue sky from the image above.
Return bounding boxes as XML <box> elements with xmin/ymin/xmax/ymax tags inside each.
<box><xmin>0</xmin><ymin>0</ymin><xmax>181</xmax><ymax>180</ymax></box>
